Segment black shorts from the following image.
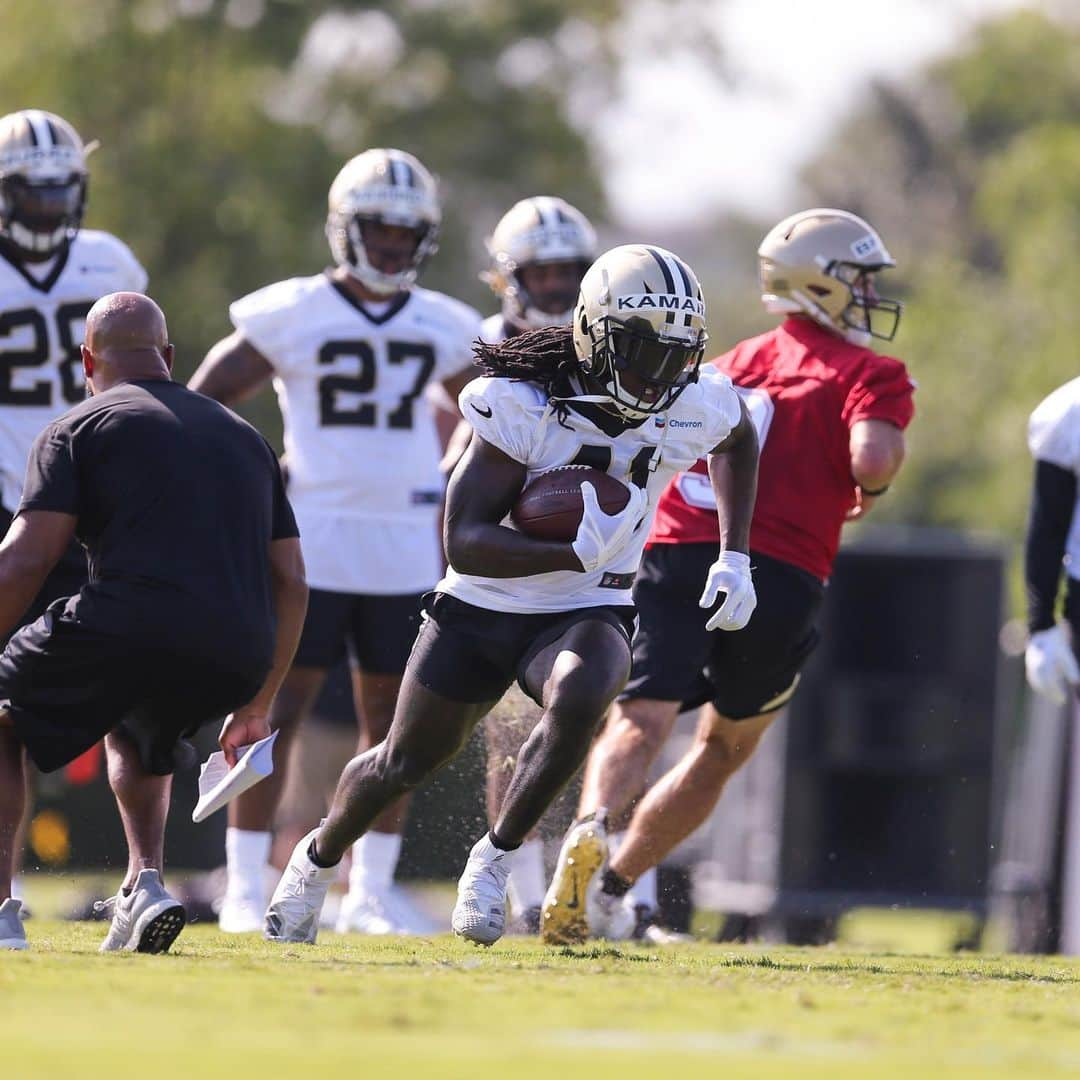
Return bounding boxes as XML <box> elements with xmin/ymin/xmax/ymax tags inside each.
<box><xmin>0</xmin><ymin>608</ymin><xmax>263</xmax><ymax>775</ymax></box>
<box><xmin>407</xmin><ymin>591</ymin><xmax>637</xmax><ymax>706</ymax></box>
<box><xmin>0</xmin><ymin>504</ymin><xmax>88</xmax><ymax>637</ymax></box>
<box><xmin>293</xmin><ymin>588</ymin><xmax>424</xmax><ymax>674</ymax></box>
<box><xmin>622</xmin><ymin>544</ymin><xmax>824</xmax><ymax>720</ymax></box>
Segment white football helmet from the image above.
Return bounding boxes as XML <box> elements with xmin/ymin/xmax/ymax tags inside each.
<box><xmin>758</xmin><ymin>208</ymin><xmax>901</xmax><ymax>347</ymax></box>
<box><xmin>572</xmin><ymin>244</ymin><xmax>707</xmax><ymax>417</ymax></box>
<box><xmin>326</xmin><ymin>148</ymin><xmax>441</xmax><ymax>296</ymax></box>
<box><xmin>0</xmin><ymin>109</ymin><xmax>92</xmax><ymax>260</ymax></box>
<box><xmin>484</xmin><ymin>196</ymin><xmax>597</xmax><ymax>331</ymax></box>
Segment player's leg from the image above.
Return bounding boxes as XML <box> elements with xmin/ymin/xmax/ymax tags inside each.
<box><xmin>484</xmin><ymin>688</ymin><xmax>547</xmax><ymax>932</ymax></box>
<box><xmin>221</xmin><ymin>587</ymin><xmax>349</xmax><ymax>931</ymax></box>
<box><xmin>338</xmin><ymin>592</ymin><xmax>431</xmax><ymax>934</ymax></box>
<box><xmin>266</xmin><ymin>595</ymin><xmax>505</xmax><ymax>944</ymax></box>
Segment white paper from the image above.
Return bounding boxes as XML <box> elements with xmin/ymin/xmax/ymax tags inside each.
<box><xmin>192</xmin><ymin>730</ymin><xmax>278</xmax><ymax>823</ymax></box>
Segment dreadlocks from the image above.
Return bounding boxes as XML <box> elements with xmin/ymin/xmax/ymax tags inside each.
<box><xmin>472</xmin><ymin>325</ymin><xmax>578</xmax><ymax>397</ymax></box>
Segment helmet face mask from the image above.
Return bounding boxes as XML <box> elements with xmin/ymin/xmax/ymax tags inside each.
<box><xmin>759</xmin><ymin>209</ymin><xmax>902</xmax><ymax>347</ymax></box>
<box><xmin>573</xmin><ymin>245</ymin><xmax>708</xmax><ymax>419</ymax></box>
<box><xmin>0</xmin><ymin>110</ymin><xmax>89</xmax><ymax>262</ymax></box>
<box><xmin>327</xmin><ymin>149</ymin><xmax>441</xmax><ymax>296</ymax></box>
<box><xmin>485</xmin><ymin>197</ymin><xmax>597</xmax><ymax>331</ymax></box>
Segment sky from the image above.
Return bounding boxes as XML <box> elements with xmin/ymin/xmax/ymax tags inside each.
<box><xmin>601</xmin><ymin>0</ymin><xmax>1040</xmax><ymax>228</ymax></box>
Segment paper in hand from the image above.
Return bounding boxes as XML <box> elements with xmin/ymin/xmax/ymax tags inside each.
<box><xmin>192</xmin><ymin>730</ymin><xmax>278</xmax><ymax>823</ymax></box>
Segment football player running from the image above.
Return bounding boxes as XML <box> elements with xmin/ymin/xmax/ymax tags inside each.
<box><xmin>0</xmin><ymin>109</ymin><xmax>147</xmax><ymax>905</ymax></box>
<box><xmin>264</xmin><ymin>243</ymin><xmax>760</xmax><ymax>948</ymax></box>
<box><xmin>478</xmin><ymin>196</ymin><xmax>596</xmax><ymax>933</ymax></box>
<box><xmin>542</xmin><ymin>209</ymin><xmax>915</xmax><ymax>945</ymax></box>
<box><xmin>189</xmin><ymin>149</ymin><xmax>482</xmax><ymax>935</ymax></box>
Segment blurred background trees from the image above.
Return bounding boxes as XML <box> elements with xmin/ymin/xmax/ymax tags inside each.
<box><xmin>1</xmin><ymin>1</ymin><xmax>1077</xmax><ymax>609</ymax></box>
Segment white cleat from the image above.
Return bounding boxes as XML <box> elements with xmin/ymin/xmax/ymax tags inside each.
<box><xmin>97</xmin><ymin>869</ymin><xmax>187</xmax><ymax>954</ymax></box>
<box><xmin>541</xmin><ymin>814</ymin><xmax>608</xmax><ymax>945</ymax></box>
<box><xmin>587</xmin><ymin>886</ymin><xmax>636</xmax><ymax>942</ymax></box>
<box><xmin>217</xmin><ymin>892</ymin><xmax>266</xmax><ymax>934</ymax></box>
<box><xmin>264</xmin><ymin>828</ymin><xmax>337</xmax><ymax>944</ymax></box>
<box><xmin>336</xmin><ymin>883</ymin><xmax>441</xmax><ymax>936</ymax></box>
<box><xmin>0</xmin><ymin>898</ymin><xmax>28</xmax><ymax>950</ymax></box>
<box><xmin>451</xmin><ymin>834</ymin><xmax>514</xmax><ymax>946</ymax></box>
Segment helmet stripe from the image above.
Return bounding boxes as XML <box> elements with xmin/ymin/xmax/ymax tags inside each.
<box><xmin>534</xmin><ymin>197</ymin><xmax>555</xmax><ymax>229</ymax></box>
<box><xmin>670</xmin><ymin>254</ymin><xmax>696</xmax><ymax>328</ymax></box>
<box><xmin>390</xmin><ymin>156</ymin><xmax>407</xmax><ymax>188</ymax></box>
<box><xmin>645</xmin><ymin>246</ymin><xmax>678</xmax><ymax>326</ymax></box>
<box><xmin>398</xmin><ymin>158</ymin><xmax>416</xmax><ymax>188</ymax></box>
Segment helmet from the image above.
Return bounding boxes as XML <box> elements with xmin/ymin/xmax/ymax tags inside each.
<box><xmin>572</xmin><ymin>244</ymin><xmax>707</xmax><ymax>418</ymax></box>
<box><xmin>758</xmin><ymin>208</ymin><xmax>901</xmax><ymax>347</ymax></box>
<box><xmin>326</xmin><ymin>148</ymin><xmax>440</xmax><ymax>296</ymax></box>
<box><xmin>0</xmin><ymin>109</ymin><xmax>90</xmax><ymax>260</ymax></box>
<box><xmin>484</xmin><ymin>196</ymin><xmax>597</xmax><ymax>330</ymax></box>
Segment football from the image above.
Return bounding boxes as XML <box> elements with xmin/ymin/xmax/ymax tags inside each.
<box><xmin>511</xmin><ymin>465</ymin><xmax>630</xmax><ymax>542</ymax></box>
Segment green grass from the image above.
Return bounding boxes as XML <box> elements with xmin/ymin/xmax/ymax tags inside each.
<box><xmin>6</xmin><ymin>919</ymin><xmax>1080</xmax><ymax>1079</ymax></box>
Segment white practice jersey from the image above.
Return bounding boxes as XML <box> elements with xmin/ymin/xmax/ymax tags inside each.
<box><xmin>439</xmin><ymin>368</ymin><xmax>743</xmax><ymax>613</ymax></box>
<box><xmin>0</xmin><ymin>229</ymin><xmax>147</xmax><ymax>510</ymax></box>
<box><xmin>230</xmin><ymin>273</ymin><xmax>482</xmax><ymax>593</ymax></box>
<box><xmin>479</xmin><ymin>313</ymin><xmax>509</xmax><ymax>345</ymax></box>
<box><xmin>1029</xmin><ymin>375</ymin><xmax>1080</xmax><ymax>577</ymax></box>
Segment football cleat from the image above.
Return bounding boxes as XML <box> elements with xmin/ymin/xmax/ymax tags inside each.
<box><xmin>0</xmin><ymin>898</ymin><xmax>28</xmax><ymax>950</ymax></box>
<box><xmin>451</xmin><ymin>833</ymin><xmax>515</xmax><ymax>946</ymax></box>
<box><xmin>96</xmin><ymin>870</ymin><xmax>187</xmax><ymax>954</ymax></box>
<box><xmin>264</xmin><ymin>828</ymin><xmax>337</xmax><ymax>945</ymax></box>
<box><xmin>335</xmin><ymin>883</ymin><xmax>440</xmax><ymax>936</ymax></box>
<box><xmin>540</xmin><ymin>813</ymin><xmax>608</xmax><ymax>945</ymax></box>
<box><xmin>217</xmin><ymin>891</ymin><xmax>266</xmax><ymax>934</ymax></box>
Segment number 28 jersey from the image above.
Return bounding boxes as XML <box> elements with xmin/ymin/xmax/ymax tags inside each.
<box><xmin>230</xmin><ymin>272</ymin><xmax>481</xmax><ymax>593</ymax></box>
<box><xmin>438</xmin><ymin>369</ymin><xmax>743</xmax><ymax>614</ymax></box>
<box><xmin>0</xmin><ymin>230</ymin><xmax>147</xmax><ymax>511</ymax></box>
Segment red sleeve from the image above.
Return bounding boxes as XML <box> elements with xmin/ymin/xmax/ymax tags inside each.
<box><xmin>841</xmin><ymin>353</ymin><xmax>916</xmax><ymax>430</ymax></box>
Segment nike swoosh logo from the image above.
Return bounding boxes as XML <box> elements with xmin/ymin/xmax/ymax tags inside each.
<box><xmin>567</xmin><ymin>875</ymin><xmax>579</xmax><ymax>910</ymax></box>
<box><xmin>471</xmin><ymin>402</ymin><xmax>492</xmax><ymax>418</ymax></box>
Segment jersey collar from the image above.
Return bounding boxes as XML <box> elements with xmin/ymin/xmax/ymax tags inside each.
<box><xmin>0</xmin><ymin>240</ymin><xmax>71</xmax><ymax>294</ymax></box>
<box><xmin>326</xmin><ymin>271</ymin><xmax>411</xmax><ymax>325</ymax></box>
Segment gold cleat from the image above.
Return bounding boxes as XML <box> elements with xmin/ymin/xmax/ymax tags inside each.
<box><xmin>540</xmin><ymin>813</ymin><xmax>608</xmax><ymax>945</ymax></box>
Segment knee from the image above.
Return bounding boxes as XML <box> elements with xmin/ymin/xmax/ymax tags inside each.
<box><xmin>697</xmin><ymin>723</ymin><xmax>762</xmax><ymax>776</ymax></box>
<box><xmin>606</xmin><ymin>704</ymin><xmax>672</xmax><ymax>763</ymax></box>
<box><xmin>371</xmin><ymin>739</ymin><xmax>448</xmax><ymax>793</ymax></box>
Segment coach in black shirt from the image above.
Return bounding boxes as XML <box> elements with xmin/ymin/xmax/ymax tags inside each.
<box><xmin>0</xmin><ymin>293</ymin><xmax>307</xmax><ymax>954</ymax></box>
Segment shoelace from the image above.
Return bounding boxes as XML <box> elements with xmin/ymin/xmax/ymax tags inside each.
<box><xmin>92</xmin><ymin>895</ymin><xmax>119</xmax><ymax>916</ymax></box>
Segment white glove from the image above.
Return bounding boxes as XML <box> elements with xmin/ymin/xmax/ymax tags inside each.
<box><xmin>700</xmin><ymin>550</ymin><xmax>756</xmax><ymax>632</ymax></box>
<box><xmin>571</xmin><ymin>481</ymin><xmax>649</xmax><ymax>573</ymax></box>
<box><xmin>1025</xmin><ymin>623</ymin><xmax>1080</xmax><ymax>706</ymax></box>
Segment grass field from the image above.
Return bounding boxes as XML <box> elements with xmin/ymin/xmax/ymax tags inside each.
<box><xmin>6</xmin><ymin>915</ymin><xmax>1080</xmax><ymax>1079</ymax></box>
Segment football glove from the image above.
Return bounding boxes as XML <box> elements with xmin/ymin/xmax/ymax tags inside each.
<box><xmin>700</xmin><ymin>551</ymin><xmax>756</xmax><ymax>632</ymax></box>
<box><xmin>571</xmin><ymin>481</ymin><xmax>648</xmax><ymax>573</ymax></box>
<box><xmin>1025</xmin><ymin>623</ymin><xmax>1080</xmax><ymax>707</ymax></box>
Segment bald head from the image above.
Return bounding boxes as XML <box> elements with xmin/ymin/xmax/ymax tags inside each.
<box><xmin>82</xmin><ymin>292</ymin><xmax>173</xmax><ymax>394</ymax></box>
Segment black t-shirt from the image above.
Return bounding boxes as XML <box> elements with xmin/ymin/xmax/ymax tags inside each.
<box><xmin>19</xmin><ymin>379</ymin><xmax>298</xmax><ymax>680</ymax></box>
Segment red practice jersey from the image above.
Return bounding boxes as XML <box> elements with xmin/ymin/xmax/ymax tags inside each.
<box><xmin>649</xmin><ymin>317</ymin><xmax>915</xmax><ymax>582</ymax></box>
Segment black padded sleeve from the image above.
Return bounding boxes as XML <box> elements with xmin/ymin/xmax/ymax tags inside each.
<box><xmin>1025</xmin><ymin>458</ymin><xmax>1077</xmax><ymax>633</ymax></box>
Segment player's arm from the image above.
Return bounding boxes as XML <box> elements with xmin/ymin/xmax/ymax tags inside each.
<box><xmin>846</xmin><ymin>418</ymin><xmax>906</xmax><ymax>521</ymax></box>
<box><xmin>0</xmin><ymin>511</ymin><xmax>76</xmax><ymax>639</ymax></box>
<box><xmin>219</xmin><ymin>536</ymin><xmax>308</xmax><ymax>764</ymax></box>
<box><xmin>706</xmin><ymin>397</ymin><xmax>759</xmax><ymax>554</ymax></box>
<box><xmin>188</xmin><ymin>331</ymin><xmax>274</xmax><ymax>406</ymax></box>
<box><xmin>699</xmin><ymin>400</ymin><xmax>759</xmax><ymax>632</ymax></box>
<box><xmin>444</xmin><ymin>434</ymin><xmax>584</xmax><ymax>577</ymax></box>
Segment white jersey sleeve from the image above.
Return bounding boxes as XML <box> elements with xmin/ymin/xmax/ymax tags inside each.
<box><xmin>1029</xmin><ymin>377</ymin><xmax>1080</xmax><ymax>473</ymax></box>
<box><xmin>85</xmin><ymin>232</ymin><xmax>148</xmax><ymax>293</ymax></box>
<box><xmin>458</xmin><ymin>376</ymin><xmax>544</xmax><ymax>464</ymax></box>
<box><xmin>410</xmin><ymin>287</ymin><xmax>483</xmax><ymax>383</ymax></box>
<box><xmin>229</xmin><ymin>278</ymin><xmax>316</xmax><ymax>373</ymax></box>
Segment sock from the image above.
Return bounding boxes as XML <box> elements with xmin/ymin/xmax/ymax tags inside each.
<box><xmin>226</xmin><ymin>827</ymin><xmax>271</xmax><ymax>898</ymax></box>
<box><xmin>489</xmin><ymin>829</ymin><xmax>521</xmax><ymax>852</ymax></box>
<box><xmin>600</xmin><ymin>868</ymin><xmax>632</xmax><ymax>898</ymax></box>
<box><xmin>9</xmin><ymin>875</ymin><xmax>23</xmax><ymax>901</ymax></box>
<box><xmin>609</xmin><ymin>830</ymin><xmax>626</xmax><ymax>856</ymax></box>
<box><xmin>348</xmin><ymin>831</ymin><xmax>402</xmax><ymax>893</ymax></box>
<box><xmin>628</xmin><ymin>866</ymin><xmax>658</xmax><ymax>912</ymax></box>
<box><xmin>506</xmin><ymin>838</ymin><xmax>546</xmax><ymax>912</ymax></box>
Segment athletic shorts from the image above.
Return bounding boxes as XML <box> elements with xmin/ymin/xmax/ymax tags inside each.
<box><xmin>0</xmin><ymin>504</ymin><xmax>87</xmax><ymax>637</ymax></box>
<box><xmin>0</xmin><ymin>607</ymin><xmax>263</xmax><ymax>775</ymax></box>
<box><xmin>408</xmin><ymin>591</ymin><xmax>637</xmax><ymax>706</ymax></box>
<box><xmin>621</xmin><ymin>544</ymin><xmax>824</xmax><ymax>720</ymax></box>
<box><xmin>293</xmin><ymin>587</ymin><xmax>424</xmax><ymax>674</ymax></box>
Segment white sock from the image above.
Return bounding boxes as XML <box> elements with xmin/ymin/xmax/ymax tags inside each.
<box><xmin>506</xmin><ymin>838</ymin><xmax>546</xmax><ymax>912</ymax></box>
<box><xmin>348</xmin><ymin>831</ymin><xmax>402</xmax><ymax>894</ymax></box>
<box><xmin>225</xmin><ymin>828</ymin><xmax>271</xmax><ymax>899</ymax></box>
<box><xmin>10</xmin><ymin>875</ymin><xmax>23</xmax><ymax>901</ymax></box>
<box><xmin>628</xmin><ymin>867</ymin><xmax>658</xmax><ymax>912</ymax></box>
